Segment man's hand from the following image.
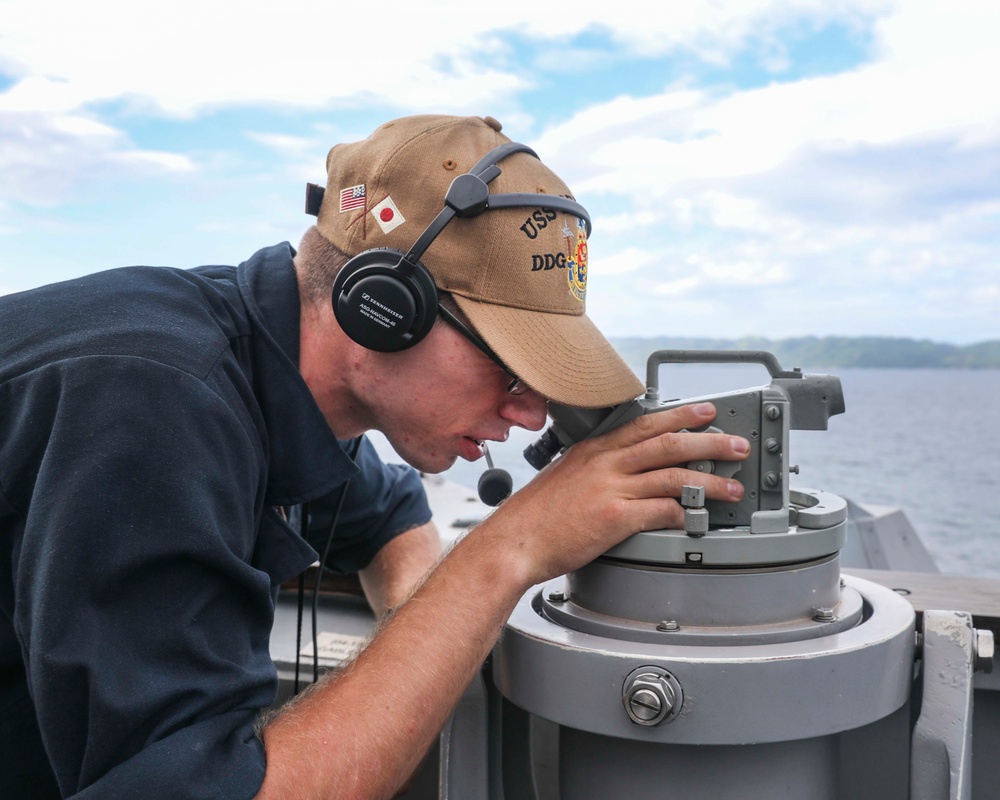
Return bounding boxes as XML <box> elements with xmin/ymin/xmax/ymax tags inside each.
<box><xmin>493</xmin><ymin>401</ymin><xmax>748</xmax><ymax>585</ymax></box>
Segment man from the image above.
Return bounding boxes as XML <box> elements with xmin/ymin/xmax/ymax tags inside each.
<box><xmin>0</xmin><ymin>115</ymin><xmax>748</xmax><ymax>798</ymax></box>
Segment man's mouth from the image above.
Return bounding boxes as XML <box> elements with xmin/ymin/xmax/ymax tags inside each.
<box><xmin>461</xmin><ymin>431</ymin><xmax>510</xmax><ymax>461</ymax></box>
<box><xmin>460</xmin><ymin>436</ymin><xmax>487</xmax><ymax>461</ymax></box>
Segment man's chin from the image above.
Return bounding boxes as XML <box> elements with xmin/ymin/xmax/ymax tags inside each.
<box><xmin>390</xmin><ymin>445</ymin><xmax>458</xmax><ymax>475</ymax></box>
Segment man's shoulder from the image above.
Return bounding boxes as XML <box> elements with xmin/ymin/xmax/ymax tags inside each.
<box><xmin>0</xmin><ymin>264</ymin><xmax>250</xmax><ymax>385</ymax></box>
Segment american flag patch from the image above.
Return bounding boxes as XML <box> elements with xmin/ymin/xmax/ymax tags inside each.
<box><xmin>339</xmin><ymin>184</ymin><xmax>366</xmax><ymax>212</ymax></box>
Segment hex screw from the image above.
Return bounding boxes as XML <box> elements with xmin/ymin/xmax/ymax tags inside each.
<box><xmin>813</xmin><ymin>607</ymin><xmax>836</xmax><ymax>623</ymax></box>
<box><xmin>548</xmin><ymin>589</ymin><xmax>567</xmax><ymax>603</ymax></box>
<box><xmin>657</xmin><ymin>620</ymin><xmax>680</xmax><ymax>632</ymax></box>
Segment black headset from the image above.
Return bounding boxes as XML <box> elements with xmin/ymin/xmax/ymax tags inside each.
<box><xmin>314</xmin><ymin>141</ymin><xmax>592</xmax><ymax>353</ymax></box>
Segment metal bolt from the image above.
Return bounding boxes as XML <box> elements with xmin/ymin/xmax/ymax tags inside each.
<box><xmin>628</xmin><ymin>689</ymin><xmax>663</xmax><ymax>722</ymax></box>
<box><xmin>763</xmin><ymin>471</ymin><xmax>780</xmax><ymax>489</ymax></box>
<box><xmin>813</xmin><ymin>607</ymin><xmax>836</xmax><ymax>623</ymax></box>
<box><xmin>765</xmin><ymin>404</ymin><xmax>782</xmax><ymax>420</ymax></box>
<box><xmin>623</xmin><ymin>670</ymin><xmax>680</xmax><ymax>727</ymax></box>
<box><xmin>657</xmin><ymin>620</ymin><xmax>680</xmax><ymax>632</ymax></box>
<box><xmin>764</xmin><ymin>437</ymin><xmax>781</xmax><ymax>454</ymax></box>
<box><xmin>547</xmin><ymin>589</ymin><xmax>567</xmax><ymax>603</ymax></box>
<box><xmin>974</xmin><ymin>629</ymin><xmax>995</xmax><ymax>674</ymax></box>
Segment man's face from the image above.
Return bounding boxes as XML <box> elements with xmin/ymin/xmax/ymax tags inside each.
<box><xmin>368</xmin><ymin>319</ymin><xmax>548</xmax><ymax>474</ymax></box>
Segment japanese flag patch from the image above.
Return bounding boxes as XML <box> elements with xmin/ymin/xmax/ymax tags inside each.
<box><xmin>371</xmin><ymin>196</ymin><xmax>405</xmax><ymax>234</ymax></box>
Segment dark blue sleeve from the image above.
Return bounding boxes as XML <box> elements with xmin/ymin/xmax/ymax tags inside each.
<box><xmin>304</xmin><ymin>436</ymin><xmax>432</xmax><ymax>574</ymax></box>
<box><xmin>7</xmin><ymin>357</ymin><xmax>283</xmax><ymax>799</ymax></box>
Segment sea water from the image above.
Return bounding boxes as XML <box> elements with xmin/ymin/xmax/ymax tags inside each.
<box><xmin>434</xmin><ymin>364</ymin><xmax>1000</xmax><ymax>579</ymax></box>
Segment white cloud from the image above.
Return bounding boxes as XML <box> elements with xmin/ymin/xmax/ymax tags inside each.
<box><xmin>654</xmin><ymin>275</ymin><xmax>703</xmax><ymax>297</ymax></box>
<box><xmin>244</xmin><ymin>132</ymin><xmax>317</xmax><ymax>158</ymax></box>
<box><xmin>2</xmin><ymin>0</ymin><xmax>998</xmax><ymax>343</ymax></box>
<box><xmin>0</xmin><ymin>0</ymin><xmax>891</xmax><ymax>119</ymax></box>
<box><xmin>0</xmin><ymin>1</ymin><xmax>528</xmax><ymax>118</ymax></box>
<box><xmin>593</xmin><ymin>245</ymin><xmax>656</xmax><ymax>275</ymax></box>
<box><xmin>0</xmin><ymin>108</ymin><xmax>194</xmax><ymax>205</ymax></box>
<box><xmin>0</xmin><ymin>0</ymin><xmax>894</xmax><ymax>203</ymax></box>
<box><xmin>520</xmin><ymin>3</ymin><xmax>1000</xmax><ymax>342</ymax></box>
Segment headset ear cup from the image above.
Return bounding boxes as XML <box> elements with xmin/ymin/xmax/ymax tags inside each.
<box><xmin>332</xmin><ymin>249</ymin><xmax>439</xmax><ymax>352</ymax></box>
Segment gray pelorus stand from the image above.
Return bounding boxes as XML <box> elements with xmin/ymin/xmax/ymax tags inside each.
<box><xmin>440</xmin><ymin>350</ymin><xmax>994</xmax><ymax>800</ymax></box>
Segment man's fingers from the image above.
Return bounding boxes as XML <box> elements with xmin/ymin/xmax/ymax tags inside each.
<box><xmin>598</xmin><ymin>402</ymin><xmax>719</xmax><ymax>449</ymax></box>
<box><xmin>615</xmin><ymin>496</ymin><xmax>686</xmax><ymax>535</ymax></box>
<box><xmin>618</xmin><ymin>426</ymin><xmax>749</xmax><ymax>477</ymax></box>
<box><xmin>628</xmin><ymin>468</ymin><xmax>744</xmax><ymax>504</ymax></box>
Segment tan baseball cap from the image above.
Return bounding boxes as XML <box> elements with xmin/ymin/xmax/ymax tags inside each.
<box><xmin>314</xmin><ymin>114</ymin><xmax>643</xmax><ymax>409</ymax></box>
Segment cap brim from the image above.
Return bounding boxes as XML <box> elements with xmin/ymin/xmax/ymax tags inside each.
<box><xmin>453</xmin><ymin>296</ymin><xmax>645</xmax><ymax>408</ymax></box>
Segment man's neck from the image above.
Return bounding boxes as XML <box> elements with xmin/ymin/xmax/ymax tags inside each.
<box><xmin>298</xmin><ymin>298</ymin><xmax>373</xmax><ymax>440</ymax></box>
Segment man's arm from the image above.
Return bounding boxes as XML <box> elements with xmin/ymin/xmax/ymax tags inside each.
<box><xmin>257</xmin><ymin>402</ymin><xmax>748</xmax><ymax>800</ymax></box>
<box><xmin>358</xmin><ymin>520</ymin><xmax>442</xmax><ymax>617</ymax></box>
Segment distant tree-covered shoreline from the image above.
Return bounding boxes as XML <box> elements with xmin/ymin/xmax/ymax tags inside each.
<box><xmin>610</xmin><ymin>336</ymin><xmax>1000</xmax><ymax>370</ymax></box>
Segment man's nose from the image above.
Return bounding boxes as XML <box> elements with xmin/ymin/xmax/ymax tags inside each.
<box><xmin>499</xmin><ymin>388</ymin><xmax>548</xmax><ymax>431</ymax></box>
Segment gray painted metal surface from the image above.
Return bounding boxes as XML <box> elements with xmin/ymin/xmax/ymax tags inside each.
<box><xmin>568</xmin><ymin>551</ymin><xmax>845</xmax><ymax>623</ymax></box>
<box><xmin>841</xmin><ymin>498</ymin><xmax>941</xmax><ymax>573</ymax></box>
<box><xmin>494</xmin><ymin>574</ymin><xmax>915</xmax><ymax>744</ymax></box>
<box><xmin>560</xmin><ymin>728</ymin><xmax>841</xmax><ymax>800</ymax></box>
<box><xmin>911</xmin><ymin>610</ymin><xmax>979</xmax><ymax>800</ymax></box>
<box><xmin>439</xmin><ymin>674</ymin><xmax>489</xmax><ymax>800</ymax></box>
<box><xmin>553</xmin><ymin>556</ymin><xmax>866</xmax><ymax>646</ymax></box>
<box><xmin>603</xmin><ymin>489</ymin><xmax>847</xmax><ymax>566</ymax></box>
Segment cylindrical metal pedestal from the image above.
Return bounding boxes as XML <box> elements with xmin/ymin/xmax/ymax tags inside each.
<box><xmin>495</xmin><ymin>571</ymin><xmax>915</xmax><ymax>799</ymax></box>
<box><xmin>560</xmin><ymin>729</ymin><xmax>840</xmax><ymax>800</ymax></box>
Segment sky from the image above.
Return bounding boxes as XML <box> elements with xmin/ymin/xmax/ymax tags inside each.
<box><xmin>1</xmin><ymin>0</ymin><xmax>998</xmax><ymax>344</ymax></box>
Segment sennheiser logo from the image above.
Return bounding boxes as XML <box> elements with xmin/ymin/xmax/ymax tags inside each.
<box><xmin>360</xmin><ymin>293</ymin><xmax>403</xmax><ymax>329</ymax></box>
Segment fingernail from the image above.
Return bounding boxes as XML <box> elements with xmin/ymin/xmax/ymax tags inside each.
<box><xmin>728</xmin><ymin>480</ymin><xmax>744</xmax><ymax>498</ymax></box>
<box><xmin>731</xmin><ymin>437</ymin><xmax>749</xmax><ymax>454</ymax></box>
<box><xmin>693</xmin><ymin>402</ymin><xmax>715</xmax><ymax>416</ymax></box>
